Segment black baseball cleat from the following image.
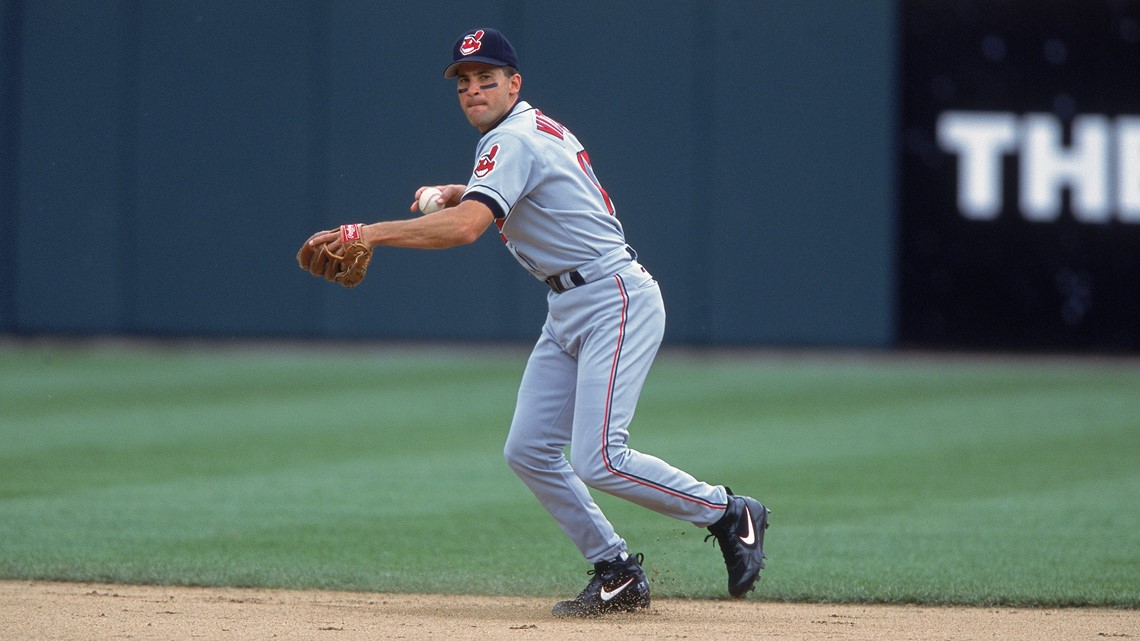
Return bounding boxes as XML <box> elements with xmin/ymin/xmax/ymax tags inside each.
<box><xmin>551</xmin><ymin>553</ymin><xmax>651</xmax><ymax>617</ymax></box>
<box><xmin>706</xmin><ymin>490</ymin><xmax>770</xmax><ymax>598</ymax></box>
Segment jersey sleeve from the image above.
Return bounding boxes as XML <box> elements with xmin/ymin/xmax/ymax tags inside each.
<box><xmin>462</xmin><ymin>130</ymin><xmax>539</xmax><ymax>220</ymax></box>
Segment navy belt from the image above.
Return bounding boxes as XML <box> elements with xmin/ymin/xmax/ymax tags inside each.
<box><xmin>545</xmin><ymin>246</ymin><xmax>637</xmax><ymax>293</ymax></box>
<box><xmin>546</xmin><ymin>270</ymin><xmax>586</xmax><ymax>293</ymax></box>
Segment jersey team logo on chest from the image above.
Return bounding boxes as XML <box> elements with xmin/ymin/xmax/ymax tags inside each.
<box><xmin>474</xmin><ymin>144</ymin><xmax>500</xmax><ymax>178</ymax></box>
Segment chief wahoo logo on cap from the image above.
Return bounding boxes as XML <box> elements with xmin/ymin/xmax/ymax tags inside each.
<box><xmin>459</xmin><ymin>30</ymin><xmax>485</xmax><ymax>56</ymax></box>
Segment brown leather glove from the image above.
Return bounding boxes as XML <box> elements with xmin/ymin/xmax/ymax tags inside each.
<box><xmin>296</xmin><ymin>223</ymin><xmax>373</xmax><ymax>288</ymax></box>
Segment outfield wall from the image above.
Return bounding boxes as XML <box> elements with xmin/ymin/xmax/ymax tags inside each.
<box><xmin>1</xmin><ymin>1</ymin><xmax>1136</xmax><ymax>350</ymax></box>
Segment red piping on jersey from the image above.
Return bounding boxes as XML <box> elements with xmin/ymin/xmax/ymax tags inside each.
<box><xmin>600</xmin><ymin>274</ymin><xmax>724</xmax><ymax>511</ymax></box>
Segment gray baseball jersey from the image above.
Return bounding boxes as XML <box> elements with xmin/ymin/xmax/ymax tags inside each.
<box><xmin>462</xmin><ymin>101</ymin><xmax>625</xmax><ymax>281</ymax></box>
<box><xmin>464</xmin><ymin>100</ymin><xmax>729</xmax><ymax>564</ymax></box>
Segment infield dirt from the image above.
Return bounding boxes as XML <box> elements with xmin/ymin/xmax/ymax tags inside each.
<box><xmin>2</xmin><ymin>581</ymin><xmax>1135</xmax><ymax>640</ymax></box>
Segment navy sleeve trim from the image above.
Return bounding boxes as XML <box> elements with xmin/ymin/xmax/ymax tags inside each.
<box><xmin>463</xmin><ymin>191</ymin><xmax>506</xmax><ymax>219</ymax></box>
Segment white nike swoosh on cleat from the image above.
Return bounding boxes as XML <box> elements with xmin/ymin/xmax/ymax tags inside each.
<box><xmin>739</xmin><ymin>504</ymin><xmax>756</xmax><ymax>546</ymax></box>
<box><xmin>599</xmin><ymin>577</ymin><xmax>636</xmax><ymax>602</ymax></box>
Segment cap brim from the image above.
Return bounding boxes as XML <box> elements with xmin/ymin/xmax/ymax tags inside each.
<box><xmin>443</xmin><ymin>56</ymin><xmax>511</xmax><ymax>78</ymax></box>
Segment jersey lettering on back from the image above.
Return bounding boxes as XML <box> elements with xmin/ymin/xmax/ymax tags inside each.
<box><xmin>577</xmin><ymin>150</ymin><xmax>614</xmax><ymax>215</ymax></box>
<box><xmin>535</xmin><ymin>110</ymin><xmax>566</xmax><ymax>140</ymax></box>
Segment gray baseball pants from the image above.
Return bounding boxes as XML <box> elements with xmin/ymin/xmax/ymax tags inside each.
<box><xmin>503</xmin><ymin>259</ymin><xmax>730</xmax><ymax>563</ymax></box>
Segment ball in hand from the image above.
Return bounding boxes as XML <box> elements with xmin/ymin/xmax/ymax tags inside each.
<box><xmin>418</xmin><ymin>187</ymin><xmax>446</xmax><ymax>215</ymax></box>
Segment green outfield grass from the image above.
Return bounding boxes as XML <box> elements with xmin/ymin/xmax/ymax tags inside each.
<box><xmin>1</xmin><ymin>341</ymin><xmax>1137</xmax><ymax>607</ymax></box>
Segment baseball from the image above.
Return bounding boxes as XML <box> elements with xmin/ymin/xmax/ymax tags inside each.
<box><xmin>418</xmin><ymin>187</ymin><xmax>445</xmax><ymax>215</ymax></box>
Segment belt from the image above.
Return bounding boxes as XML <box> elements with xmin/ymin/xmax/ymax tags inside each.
<box><xmin>545</xmin><ymin>245</ymin><xmax>637</xmax><ymax>293</ymax></box>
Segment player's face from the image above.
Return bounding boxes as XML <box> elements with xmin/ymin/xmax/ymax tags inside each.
<box><xmin>455</xmin><ymin>64</ymin><xmax>520</xmax><ymax>133</ymax></box>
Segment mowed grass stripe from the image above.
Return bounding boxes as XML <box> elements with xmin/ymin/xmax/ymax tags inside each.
<box><xmin>1</xmin><ymin>344</ymin><xmax>1137</xmax><ymax>605</ymax></box>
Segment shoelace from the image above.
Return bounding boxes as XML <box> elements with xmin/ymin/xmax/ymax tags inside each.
<box><xmin>590</xmin><ymin>552</ymin><xmax>645</xmax><ymax>579</ymax></box>
<box><xmin>705</xmin><ymin>531</ymin><xmax>743</xmax><ymax>569</ymax></box>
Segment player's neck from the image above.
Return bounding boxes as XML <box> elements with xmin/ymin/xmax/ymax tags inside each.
<box><xmin>479</xmin><ymin>97</ymin><xmax>523</xmax><ymax>134</ymax></box>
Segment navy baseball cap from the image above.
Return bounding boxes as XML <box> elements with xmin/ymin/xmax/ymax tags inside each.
<box><xmin>443</xmin><ymin>28</ymin><xmax>519</xmax><ymax>78</ymax></box>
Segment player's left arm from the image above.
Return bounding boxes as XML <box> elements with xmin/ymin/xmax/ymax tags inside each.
<box><xmin>306</xmin><ymin>199</ymin><xmax>495</xmax><ymax>252</ymax></box>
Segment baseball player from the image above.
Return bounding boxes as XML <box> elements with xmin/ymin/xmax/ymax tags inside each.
<box><xmin>301</xmin><ymin>27</ymin><xmax>770</xmax><ymax>617</ymax></box>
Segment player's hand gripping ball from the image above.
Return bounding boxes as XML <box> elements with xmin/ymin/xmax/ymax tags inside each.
<box><xmin>418</xmin><ymin>187</ymin><xmax>446</xmax><ymax>215</ymax></box>
<box><xmin>296</xmin><ymin>223</ymin><xmax>373</xmax><ymax>288</ymax></box>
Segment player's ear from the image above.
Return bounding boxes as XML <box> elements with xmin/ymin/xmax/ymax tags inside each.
<box><xmin>510</xmin><ymin>71</ymin><xmax>522</xmax><ymax>93</ymax></box>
